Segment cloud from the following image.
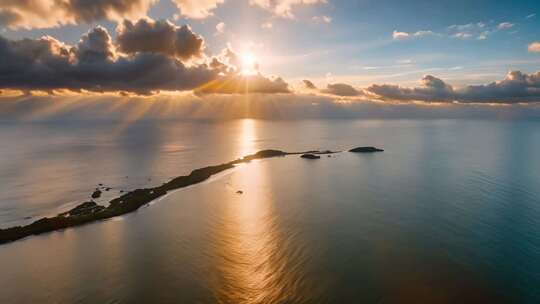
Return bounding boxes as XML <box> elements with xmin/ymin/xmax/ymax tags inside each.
<box><xmin>367</xmin><ymin>71</ymin><xmax>540</xmax><ymax>103</ymax></box>
<box><xmin>322</xmin><ymin>83</ymin><xmax>362</xmax><ymax>96</ymax></box>
<box><xmin>261</xmin><ymin>22</ymin><xmax>273</xmax><ymax>29</ymax></box>
<box><xmin>194</xmin><ymin>74</ymin><xmax>291</xmax><ymax>94</ymax></box>
<box><xmin>453</xmin><ymin>32</ymin><xmax>473</xmax><ymax>39</ymax></box>
<box><xmin>392</xmin><ymin>30</ymin><xmax>410</xmax><ymax>40</ymax></box>
<box><xmin>526</xmin><ymin>13</ymin><xmax>536</xmax><ymax>19</ymax></box>
<box><xmin>250</xmin><ymin>0</ymin><xmax>326</xmax><ymax>18</ymax></box>
<box><xmin>394</xmin><ymin>21</ymin><xmax>513</xmax><ymax>42</ymax></box>
<box><xmin>75</xmin><ymin>26</ymin><xmax>117</xmax><ymax>62</ymax></box>
<box><xmin>116</xmin><ymin>19</ymin><xmax>205</xmax><ymax>61</ymax></box>
<box><xmin>209</xmin><ymin>45</ymin><xmax>241</xmax><ymax>73</ymax></box>
<box><xmin>529</xmin><ymin>42</ymin><xmax>540</xmax><ymax>53</ymax></box>
<box><xmin>312</xmin><ymin>15</ymin><xmax>332</xmax><ymax>24</ymax></box>
<box><xmin>0</xmin><ymin>0</ymin><xmax>155</xmax><ymax>29</ymax></box>
<box><xmin>368</xmin><ymin>75</ymin><xmax>453</xmax><ymax>102</ymax></box>
<box><xmin>0</xmin><ymin>26</ymin><xmax>218</xmax><ymax>95</ymax></box>
<box><xmin>215</xmin><ymin>22</ymin><xmax>225</xmax><ymax>35</ymax></box>
<box><xmin>497</xmin><ymin>22</ymin><xmax>514</xmax><ymax>30</ymax></box>
<box><xmin>170</xmin><ymin>0</ymin><xmax>224</xmax><ymax>19</ymax></box>
<box><xmin>447</xmin><ymin>22</ymin><xmax>508</xmax><ymax>40</ymax></box>
<box><xmin>0</xmin><ymin>24</ymin><xmax>295</xmax><ymax>96</ymax></box>
<box><xmin>413</xmin><ymin>30</ymin><xmax>437</xmax><ymax>37</ymax></box>
<box><xmin>393</xmin><ymin>30</ymin><xmax>437</xmax><ymax>40</ymax></box>
<box><xmin>303</xmin><ymin>80</ymin><xmax>317</xmax><ymax>89</ymax></box>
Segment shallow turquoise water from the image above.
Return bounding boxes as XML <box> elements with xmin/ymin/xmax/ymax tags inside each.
<box><xmin>0</xmin><ymin>119</ymin><xmax>539</xmax><ymax>303</ymax></box>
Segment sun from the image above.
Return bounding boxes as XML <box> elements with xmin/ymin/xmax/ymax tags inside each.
<box><xmin>240</xmin><ymin>52</ymin><xmax>258</xmax><ymax>76</ymax></box>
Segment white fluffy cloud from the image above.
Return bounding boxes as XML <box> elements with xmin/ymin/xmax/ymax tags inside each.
<box><xmin>392</xmin><ymin>30</ymin><xmax>437</xmax><ymax>40</ymax></box>
<box><xmin>250</xmin><ymin>0</ymin><xmax>326</xmax><ymax>18</ymax></box>
<box><xmin>392</xmin><ymin>30</ymin><xmax>410</xmax><ymax>40</ymax></box>
<box><xmin>215</xmin><ymin>22</ymin><xmax>226</xmax><ymax>35</ymax></box>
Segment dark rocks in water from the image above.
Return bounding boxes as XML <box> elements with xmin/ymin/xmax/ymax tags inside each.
<box><xmin>91</xmin><ymin>190</ymin><xmax>102</xmax><ymax>199</ymax></box>
<box><xmin>349</xmin><ymin>146</ymin><xmax>384</xmax><ymax>153</ymax></box>
<box><xmin>239</xmin><ymin>150</ymin><xmax>287</xmax><ymax>162</ymax></box>
<box><xmin>236</xmin><ymin>190</ymin><xmax>243</xmax><ymax>194</ymax></box>
<box><xmin>105</xmin><ymin>187</ymin><xmax>111</xmax><ymax>191</ymax></box>
<box><xmin>119</xmin><ymin>190</ymin><xmax>124</xmax><ymax>193</ymax></box>
<box><xmin>301</xmin><ymin>154</ymin><xmax>321</xmax><ymax>159</ymax></box>
<box><xmin>98</xmin><ymin>183</ymin><xmax>103</xmax><ymax>186</ymax></box>
<box><xmin>61</xmin><ymin>201</ymin><xmax>105</xmax><ymax>217</ymax></box>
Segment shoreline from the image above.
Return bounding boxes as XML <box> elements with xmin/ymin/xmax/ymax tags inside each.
<box><xmin>0</xmin><ymin>149</ymin><xmax>340</xmax><ymax>245</ymax></box>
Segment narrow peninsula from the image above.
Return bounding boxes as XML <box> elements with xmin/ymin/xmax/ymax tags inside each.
<box><xmin>0</xmin><ymin>149</ymin><xmax>346</xmax><ymax>245</ymax></box>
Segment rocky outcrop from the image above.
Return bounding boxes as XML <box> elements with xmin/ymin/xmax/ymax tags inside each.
<box><xmin>91</xmin><ymin>190</ymin><xmax>102</xmax><ymax>199</ymax></box>
<box><xmin>349</xmin><ymin>146</ymin><xmax>384</xmax><ymax>153</ymax></box>
<box><xmin>301</xmin><ymin>154</ymin><xmax>321</xmax><ymax>159</ymax></box>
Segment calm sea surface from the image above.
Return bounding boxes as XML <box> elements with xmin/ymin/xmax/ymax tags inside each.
<box><xmin>1</xmin><ymin>119</ymin><xmax>540</xmax><ymax>303</ymax></box>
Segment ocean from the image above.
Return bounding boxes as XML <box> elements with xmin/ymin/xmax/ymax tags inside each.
<box><xmin>0</xmin><ymin>118</ymin><xmax>539</xmax><ymax>303</ymax></box>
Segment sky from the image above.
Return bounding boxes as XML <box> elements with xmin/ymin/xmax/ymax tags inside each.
<box><xmin>0</xmin><ymin>0</ymin><xmax>540</xmax><ymax>119</ymax></box>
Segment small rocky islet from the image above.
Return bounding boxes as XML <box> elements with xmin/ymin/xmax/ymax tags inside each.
<box><xmin>349</xmin><ymin>146</ymin><xmax>384</xmax><ymax>153</ymax></box>
<box><xmin>300</xmin><ymin>154</ymin><xmax>321</xmax><ymax>159</ymax></box>
<box><xmin>0</xmin><ymin>147</ymin><xmax>383</xmax><ymax>245</ymax></box>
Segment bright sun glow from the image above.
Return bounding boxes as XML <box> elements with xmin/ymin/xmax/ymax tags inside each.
<box><xmin>240</xmin><ymin>52</ymin><xmax>258</xmax><ymax>76</ymax></box>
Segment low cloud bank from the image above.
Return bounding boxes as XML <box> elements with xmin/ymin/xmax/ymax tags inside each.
<box><xmin>367</xmin><ymin>72</ymin><xmax>540</xmax><ymax>103</ymax></box>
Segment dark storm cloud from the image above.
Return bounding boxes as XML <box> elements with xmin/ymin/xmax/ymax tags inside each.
<box><xmin>368</xmin><ymin>72</ymin><xmax>540</xmax><ymax>103</ymax></box>
<box><xmin>0</xmin><ymin>27</ymin><xmax>217</xmax><ymax>95</ymax></box>
<box><xmin>322</xmin><ymin>83</ymin><xmax>362</xmax><ymax>96</ymax></box>
<box><xmin>116</xmin><ymin>19</ymin><xmax>205</xmax><ymax>61</ymax></box>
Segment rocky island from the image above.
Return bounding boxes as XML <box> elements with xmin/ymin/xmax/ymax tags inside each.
<box><xmin>0</xmin><ymin>149</ymin><xmax>347</xmax><ymax>245</ymax></box>
<box><xmin>349</xmin><ymin>146</ymin><xmax>384</xmax><ymax>153</ymax></box>
<box><xmin>300</xmin><ymin>153</ymin><xmax>321</xmax><ymax>159</ymax></box>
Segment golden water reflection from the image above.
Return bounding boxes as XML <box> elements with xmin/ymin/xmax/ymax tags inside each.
<box><xmin>209</xmin><ymin>162</ymin><xmax>310</xmax><ymax>304</ymax></box>
<box><xmin>238</xmin><ymin>118</ymin><xmax>257</xmax><ymax>156</ymax></box>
